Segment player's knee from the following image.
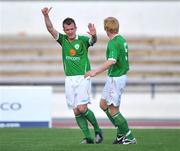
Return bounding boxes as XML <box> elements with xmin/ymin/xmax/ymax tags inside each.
<box><xmin>100</xmin><ymin>99</ymin><xmax>107</xmax><ymax>110</ymax></box>
<box><xmin>77</xmin><ymin>104</ymin><xmax>87</xmax><ymax>113</ymax></box>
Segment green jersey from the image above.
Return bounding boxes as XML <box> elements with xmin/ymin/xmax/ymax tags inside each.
<box><xmin>106</xmin><ymin>35</ymin><xmax>129</xmax><ymax>77</ymax></box>
<box><xmin>57</xmin><ymin>33</ymin><xmax>91</xmax><ymax>76</ymax></box>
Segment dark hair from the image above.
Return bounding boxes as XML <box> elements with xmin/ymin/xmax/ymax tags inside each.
<box><xmin>62</xmin><ymin>17</ymin><xmax>76</xmax><ymax>28</ymax></box>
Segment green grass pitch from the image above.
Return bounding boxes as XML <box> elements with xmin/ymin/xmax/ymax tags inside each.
<box><xmin>0</xmin><ymin>128</ymin><xmax>180</xmax><ymax>151</ymax></box>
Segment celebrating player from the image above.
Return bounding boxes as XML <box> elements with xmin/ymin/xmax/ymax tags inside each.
<box><xmin>85</xmin><ymin>17</ymin><xmax>137</xmax><ymax>144</ymax></box>
<box><xmin>41</xmin><ymin>7</ymin><xmax>103</xmax><ymax>144</ymax></box>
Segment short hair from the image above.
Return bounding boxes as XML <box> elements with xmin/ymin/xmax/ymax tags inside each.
<box><xmin>104</xmin><ymin>17</ymin><xmax>119</xmax><ymax>34</ymax></box>
<box><xmin>62</xmin><ymin>17</ymin><xmax>76</xmax><ymax>28</ymax></box>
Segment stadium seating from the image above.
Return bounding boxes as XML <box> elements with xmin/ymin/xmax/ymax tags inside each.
<box><xmin>0</xmin><ymin>36</ymin><xmax>180</xmax><ymax>93</ymax></box>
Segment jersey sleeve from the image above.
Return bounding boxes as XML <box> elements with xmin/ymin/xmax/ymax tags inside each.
<box><xmin>56</xmin><ymin>33</ymin><xmax>65</xmax><ymax>46</ymax></box>
<box><xmin>79</xmin><ymin>36</ymin><xmax>91</xmax><ymax>49</ymax></box>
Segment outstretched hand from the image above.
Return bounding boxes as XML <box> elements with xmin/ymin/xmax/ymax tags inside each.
<box><xmin>84</xmin><ymin>70</ymin><xmax>97</xmax><ymax>78</ymax></box>
<box><xmin>87</xmin><ymin>23</ymin><xmax>96</xmax><ymax>36</ymax></box>
<box><xmin>41</xmin><ymin>7</ymin><xmax>52</xmax><ymax>16</ymax></box>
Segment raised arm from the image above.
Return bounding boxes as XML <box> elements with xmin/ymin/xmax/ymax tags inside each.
<box><xmin>87</xmin><ymin>23</ymin><xmax>97</xmax><ymax>46</ymax></box>
<box><xmin>41</xmin><ymin>7</ymin><xmax>58</xmax><ymax>39</ymax></box>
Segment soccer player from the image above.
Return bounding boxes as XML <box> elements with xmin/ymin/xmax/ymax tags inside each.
<box><xmin>85</xmin><ymin>17</ymin><xmax>137</xmax><ymax>144</ymax></box>
<box><xmin>41</xmin><ymin>7</ymin><xmax>103</xmax><ymax>144</ymax></box>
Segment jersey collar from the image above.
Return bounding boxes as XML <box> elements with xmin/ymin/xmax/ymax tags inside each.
<box><xmin>67</xmin><ymin>35</ymin><xmax>78</xmax><ymax>42</ymax></box>
<box><xmin>111</xmin><ymin>34</ymin><xmax>119</xmax><ymax>40</ymax></box>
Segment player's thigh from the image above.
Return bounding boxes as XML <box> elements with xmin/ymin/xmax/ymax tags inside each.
<box><xmin>109</xmin><ymin>76</ymin><xmax>127</xmax><ymax>106</ymax></box>
<box><xmin>101</xmin><ymin>78</ymin><xmax>110</xmax><ymax>101</ymax></box>
<box><xmin>65</xmin><ymin>78</ymin><xmax>75</xmax><ymax>107</ymax></box>
<box><xmin>76</xmin><ymin>78</ymin><xmax>91</xmax><ymax>102</ymax></box>
<box><xmin>115</xmin><ymin>76</ymin><xmax>127</xmax><ymax>94</ymax></box>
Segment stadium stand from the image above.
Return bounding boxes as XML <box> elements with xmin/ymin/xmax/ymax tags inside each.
<box><xmin>0</xmin><ymin>36</ymin><xmax>180</xmax><ymax>95</ymax></box>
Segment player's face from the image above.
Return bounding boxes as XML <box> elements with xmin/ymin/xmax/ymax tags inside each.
<box><xmin>105</xmin><ymin>30</ymin><xmax>114</xmax><ymax>39</ymax></box>
<box><xmin>105</xmin><ymin>30</ymin><xmax>110</xmax><ymax>38</ymax></box>
<box><xmin>63</xmin><ymin>23</ymin><xmax>77</xmax><ymax>41</ymax></box>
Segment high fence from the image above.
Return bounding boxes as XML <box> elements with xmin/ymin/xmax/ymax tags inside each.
<box><xmin>0</xmin><ymin>36</ymin><xmax>180</xmax><ymax>97</ymax></box>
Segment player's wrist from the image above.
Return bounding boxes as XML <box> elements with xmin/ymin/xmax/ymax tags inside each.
<box><xmin>92</xmin><ymin>33</ymin><xmax>97</xmax><ymax>37</ymax></box>
<box><xmin>92</xmin><ymin>34</ymin><xmax>97</xmax><ymax>41</ymax></box>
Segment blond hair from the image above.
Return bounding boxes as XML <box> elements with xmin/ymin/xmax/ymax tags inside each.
<box><xmin>104</xmin><ymin>17</ymin><xmax>119</xmax><ymax>34</ymax></box>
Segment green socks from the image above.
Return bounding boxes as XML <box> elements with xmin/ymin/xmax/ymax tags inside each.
<box><xmin>112</xmin><ymin>112</ymin><xmax>134</xmax><ymax>140</ymax></box>
<box><xmin>76</xmin><ymin>108</ymin><xmax>134</xmax><ymax>141</ymax></box>
<box><xmin>103</xmin><ymin>108</ymin><xmax>121</xmax><ymax>134</ymax></box>
<box><xmin>104</xmin><ymin>108</ymin><xmax>116</xmax><ymax>125</ymax></box>
<box><xmin>75</xmin><ymin>108</ymin><xmax>101</xmax><ymax>140</ymax></box>
<box><xmin>82</xmin><ymin>108</ymin><xmax>101</xmax><ymax>133</ymax></box>
<box><xmin>75</xmin><ymin>114</ymin><xmax>92</xmax><ymax>140</ymax></box>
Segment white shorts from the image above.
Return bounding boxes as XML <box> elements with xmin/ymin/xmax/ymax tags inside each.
<box><xmin>65</xmin><ymin>75</ymin><xmax>91</xmax><ymax>109</ymax></box>
<box><xmin>101</xmin><ymin>75</ymin><xmax>127</xmax><ymax>107</ymax></box>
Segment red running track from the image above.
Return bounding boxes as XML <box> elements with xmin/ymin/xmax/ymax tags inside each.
<box><xmin>52</xmin><ymin>119</ymin><xmax>180</xmax><ymax>128</ymax></box>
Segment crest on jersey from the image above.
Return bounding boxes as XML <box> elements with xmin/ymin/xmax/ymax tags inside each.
<box><xmin>74</xmin><ymin>44</ymin><xmax>80</xmax><ymax>50</ymax></box>
<box><xmin>69</xmin><ymin>49</ymin><xmax>76</xmax><ymax>56</ymax></box>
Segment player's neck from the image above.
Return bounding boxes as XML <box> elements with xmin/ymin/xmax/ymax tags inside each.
<box><xmin>68</xmin><ymin>35</ymin><xmax>76</xmax><ymax>42</ymax></box>
<box><xmin>108</xmin><ymin>34</ymin><xmax>114</xmax><ymax>40</ymax></box>
<box><xmin>109</xmin><ymin>33</ymin><xmax>118</xmax><ymax>40</ymax></box>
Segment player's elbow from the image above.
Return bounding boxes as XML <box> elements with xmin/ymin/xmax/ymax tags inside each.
<box><xmin>112</xmin><ymin>60</ymin><xmax>116</xmax><ymax>64</ymax></box>
<box><xmin>106</xmin><ymin>60</ymin><xmax>116</xmax><ymax>69</ymax></box>
<box><xmin>108</xmin><ymin>60</ymin><xmax>116</xmax><ymax>65</ymax></box>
